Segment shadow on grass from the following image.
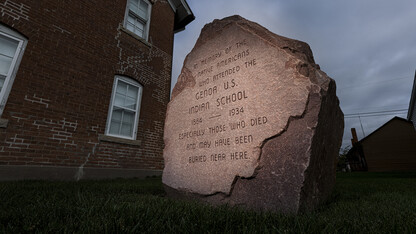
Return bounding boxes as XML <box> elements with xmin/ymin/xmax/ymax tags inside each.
<box><xmin>1</xmin><ymin>172</ymin><xmax>415</xmax><ymax>233</ymax></box>
<box><xmin>318</xmin><ymin>171</ymin><xmax>416</xmax><ymax>211</ymax></box>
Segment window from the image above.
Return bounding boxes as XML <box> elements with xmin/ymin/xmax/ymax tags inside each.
<box><xmin>106</xmin><ymin>76</ymin><xmax>143</xmax><ymax>140</ymax></box>
<box><xmin>124</xmin><ymin>0</ymin><xmax>151</xmax><ymax>40</ymax></box>
<box><xmin>0</xmin><ymin>25</ymin><xmax>27</xmax><ymax>116</ymax></box>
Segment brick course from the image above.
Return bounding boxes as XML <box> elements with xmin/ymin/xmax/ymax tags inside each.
<box><xmin>0</xmin><ymin>0</ymin><xmax>176</xmax><ymax>178</ymax></box>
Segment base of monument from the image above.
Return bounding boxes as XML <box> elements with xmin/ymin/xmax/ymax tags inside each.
<box><xmin>164</xmin><ymin>79</ymin><xmax>342</xmax><ymax>214</ymax></box>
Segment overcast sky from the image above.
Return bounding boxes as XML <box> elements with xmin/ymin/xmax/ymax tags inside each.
<box><xmin>171</xmin><ymin>0</ymin><xmax>416</xmax><ymax>150</ymax></box>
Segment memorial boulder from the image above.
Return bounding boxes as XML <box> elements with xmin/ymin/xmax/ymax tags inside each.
<box><xmin>162</xmin><ymin>15</ymin><xmax>344</xmax><ymax>213</ymax></box>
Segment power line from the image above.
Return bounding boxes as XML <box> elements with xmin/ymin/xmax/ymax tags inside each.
<box><xmin>344</xmin><ymin>109</ymin><xmax>408</xmax><ymax>117</ymax></box>
<box><xmin>344</xmin><ymin>109</ymin><xmax>408</xmax><ymax>119</ymax></box>
<box><xmin>342</xmin><ymin>104</ymin><xmax>408</xmax><ymax>113</ymax></box>
<box><xmin>344</xmin><ymin>112</ymin><xmax>407</xmax><ymax>118</ymax></box>
<box><xmin>338</xmin><ymin>76</ymin><xmax>411</xmax><ymax>90</ymax></box>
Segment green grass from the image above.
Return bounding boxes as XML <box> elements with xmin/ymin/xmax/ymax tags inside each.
<box><xmin>1</xmin><ymin>172</ymin><xmax>416</xmax><ymax>233</ymax></box>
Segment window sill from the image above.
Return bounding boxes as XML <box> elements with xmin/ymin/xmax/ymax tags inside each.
<box><xmin>99</xmin><ymin>134</ymin><xmax>141</xmax><ymax>146</ymax></box>
<box><xmin>0</xmin><ymin>118</ymin><xmax>8</xmax><ymax>128</ymax></box>
<box><xmin>121</xmin><ymin>27</ymin><xmax>152</xmax><ymax>48</ymax></box>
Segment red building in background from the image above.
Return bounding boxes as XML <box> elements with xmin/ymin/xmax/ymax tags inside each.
<box><xmin>346</xmin><ymin>72</ymin><xmax>416</xmax><ymax>172</ymax></box>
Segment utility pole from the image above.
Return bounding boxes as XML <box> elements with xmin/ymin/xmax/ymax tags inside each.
<box><xmin>358</xmin><ymin>115</ymin><xmax>366</xmax><ymax>137</ymax></box>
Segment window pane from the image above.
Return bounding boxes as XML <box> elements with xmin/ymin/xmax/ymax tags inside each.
<box><xmin>138</xmin><ymin>0</ymin><xmax>148</xmax><ymax>19</ymax></box>
<box><xmin>0</xmin><ymin>55</ymin><xmax>12</xmax><ymax>76</ymax></box>
<box><xmin>121</xmin><ymin>123</ymin><xmax>133</xmax><ymax>136</ymax></box>
<box><xmin>0</xmin><ymin>35</ymin><xmax>18</xmax><ymax>57</ymax></box>
<box><xmin>129</xmin><ymin>0</ymin><xmax>139</xmax><ymax>15</ymax></box>
<box><xmin>134</xmin><ymin>20</ymin><xmax>145</xmax><ymax>37</ymax></box>
<box><xmin>127</xmin><ymin>15</ymin><xmax>135</xmax><ymax>24</ymax></box>
<box><xmin>122</xmin><ymin>110</ymin><xmax>135</xmax><ymax>125</ymax></box>
<box><xmin>125</xmin><ymin>97</ymin><xmax>137</xmax><ymax>109</ymax></box>
<box><xmin>109</xmin><ymin>108</ymin><xmax>122</xmax><ymax>135</ymax></box>
<box><xmin>114</xmin><ymin>93</ymin><xmax>125</xmax><ymax>107</ymax></box>
<box><xmin>135</xmin><ymin>28</ymin><xmax>144</xmax><ymax>37</ymax></box>
<box><xmin>135</xmin><ymin>20</ymin><xmax>144</xmax><ymax>30</ymax></box>
<box><xmin>116</xmin><ymin>80</ymin><xmax>127</xmax><ymax>94</ymax></box>
<box><xmin>109</xmin><ymin>120</ymin><xmax>121</xmax><ymax>135</ymax></box>
<box><xmin>0</xmin><ymin>35</ymin><xmax>18</xmax><ymax>76</ymax></box>
<box><xmin>121</xmin><ymin>111</ymin><xmax>135</xmax><ymax>136</ymax></box>
<box><xmin>127</xmin><ymin>85</ymin><xmax>138</xmax><ymax>99</ymax></box>
<box><xmin>115</xmin><ymin>80</ymin><xmax>138</xmax><ymax>109</ymax></box>
<box><xmin>111</xmin><ymin>108</ymin><xmax>122</xmax><ymax>122</ymax></box>
<box><xmin>127</xmin><ymin>22</ymin><xmax>135</xmax><ymax>32</ymax></box>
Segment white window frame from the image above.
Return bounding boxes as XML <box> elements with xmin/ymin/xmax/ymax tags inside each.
<box><xmin>0</xmin><ymin>25</ymin><xmax>27</xmax><ymax>116</ymax></box>
<box><xmin>123</xmin><ymin>0</ymin><xmax>152</xmax><ymax>41</ymax></box>
<box><xmin>105</xmin><ymin>75</ymin><xmax>143</xmax><ymax>140</ymax></box>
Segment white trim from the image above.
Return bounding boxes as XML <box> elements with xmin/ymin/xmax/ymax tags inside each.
<box><xmin>167</xmin><ymin>0</ymin><xmax>176</xmax><ymax>12</ymax></box>
<box><xmin>167</xmin><ymin>0</ymin><xmax>192</xmax><ymax>15</ymax></box>
<box><xmin>0</xmin><ymin>25</ymin><xmax>27</xmax><ymax>116</ymax></box>
<box><xmin>105</xmin><ymin>75</ymin><xmax>143</xmax><ymax>140</ymax></box>
<box><xmin>144</xmin><ymin>0</ymin><xmax>152</xmax><ymax>41</ymax></box>
<box><xmin>180</xmin><ymin>0</ymin><xmax>192</xmax><ymax>14</ymax></box>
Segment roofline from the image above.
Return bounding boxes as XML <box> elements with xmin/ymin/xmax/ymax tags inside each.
<box><xmin>179</xmin><ymin>0</ymin><xmax>191</xmax><ymax>15</ymax></box>
<box><xmin>407</xmin><ymin>70</ymin><xmax>416</xmax><ymax>120</ymax></box>
<box><xmin>167</xmin><ymin>0</ymin><xmax>195</xmax><ymax>33</ymax></box>
<box><xmin>359</xmin><ymin>116</ymin><xmax>413</xmax><ymax>144</ymax></box>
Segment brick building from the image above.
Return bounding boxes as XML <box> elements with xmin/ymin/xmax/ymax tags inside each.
<box><xmin>0</xmin><ymin>0</ymin><xmax>194</xmax><ymax>180</ymax></box>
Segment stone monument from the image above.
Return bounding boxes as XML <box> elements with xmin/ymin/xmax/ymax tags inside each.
<box><xmin>162</xmin><ymin>15</ymin><xmax>344</xmax><ymax>213</ymax></box>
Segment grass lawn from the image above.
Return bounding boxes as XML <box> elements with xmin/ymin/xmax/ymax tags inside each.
<box><xmin>1</xmin><ymin>172</ymin><xmax>416</xmax><ymax>233</ymax></box>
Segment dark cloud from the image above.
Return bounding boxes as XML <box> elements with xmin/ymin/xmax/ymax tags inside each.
<box><xmin>172</xmin><ymin>0</ymin><xmax>416</xmax><ymax>149</ymax></box>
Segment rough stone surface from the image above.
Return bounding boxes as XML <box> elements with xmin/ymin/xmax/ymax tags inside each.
<box><xmin>162</xmin><ymin>15</ymin><xmax>344</xmax><ymax>213</ymax></box>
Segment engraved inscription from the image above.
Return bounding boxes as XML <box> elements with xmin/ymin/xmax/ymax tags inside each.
<box><xmin>216</xmin><ymin>90</ymin><xmax>248</xmax><ymax>107</ymax></box>
<box><xmin>217</xmin><ymin>49</ymin><xmax>249</xmax><ymax>68</ymax></box>
<box><xmin>189</xmin><ymin>102</ymin><xmax>210</xmax><ymax>114</ymax></box>
<box><xmin>175</xmin><ymin>38</ymin><xmax>270</xmax><ymax>167</ymax></box>
<box><xmin>195</xmin><ymin>86</ymin><xmax>218</xmax><ymax>100</ymax></box>
<box><xmin>212</xmin><ymin>65</ymin><xmax>241</xmax><ymax>82</ymax></box>
<box><xmin>164</xmin><ymin>32</ymin><xmax>290</xmax><ymax>196</ymax></box>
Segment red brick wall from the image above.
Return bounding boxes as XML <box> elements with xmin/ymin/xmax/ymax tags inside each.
<box><xmin>0</xmin><ymin>0</ymin><xmax>175</xmax><ymax>174</ymax></box>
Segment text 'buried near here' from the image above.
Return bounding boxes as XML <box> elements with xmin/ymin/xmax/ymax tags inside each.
<box><xmin>178</xmin><ymin>39</ymin><xmax>269</xmax><ymax>165</ymax></box>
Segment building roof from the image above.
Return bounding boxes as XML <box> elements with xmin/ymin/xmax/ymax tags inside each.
<box><xmin>168</xmin><ymin>0</ymin><xmax>195</xmax><ymax>33</ymax></box>
<box><xmin>359</xmin><ymin>116</ymin><xmax>414</xmax><ymax>144</ymax></box>
<box><xmin>407</xmin><ymin>70</ymin><xmax>416</xmax><ymax>120</ymax></box>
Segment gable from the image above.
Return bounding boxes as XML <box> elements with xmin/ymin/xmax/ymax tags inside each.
<box><xmin>360</xmin><ymin>117</ymin><xmax>415</xmax><ymax>145</ymax></box>
<box><xmin>362</xmin><ymin>117</ymin><xmax>416</xmax><ymax>146</ymax></box>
